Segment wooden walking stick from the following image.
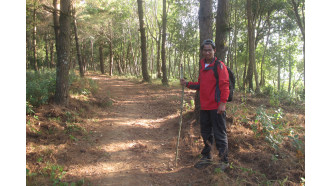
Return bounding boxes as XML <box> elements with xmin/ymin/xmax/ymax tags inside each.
<box><xmin>175</xmin><ymin>64</ymin><xmax>184</xmax><ymax>167</ymax></box>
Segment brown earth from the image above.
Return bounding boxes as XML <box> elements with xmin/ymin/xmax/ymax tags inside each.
<box><xmin>26</xmin><ymin>74</ymin><xmax>305</xmax><ymax>185</ymax></box>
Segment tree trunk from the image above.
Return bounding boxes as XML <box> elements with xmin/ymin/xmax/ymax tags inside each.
<box><xmin>187</xmin><ymin>54</ymin><xmax>193</xmax><ymax>80</ymax></box>
<box><xmin>290</xmin><ymin>0</ymin><xmax>305</xmax><ymax>87</ymax></box>
<box><xmin>53</xmin><ymin>0</ymin><xmax>60</xmax><ymax>59</ymax></box>
<box><xmin>168</xmin><ymin>48</ymin><xmax>171</xmax><ymax>78</ymax></box>
<box><xmin>277</xmin><ymin>33</ymin><xmax>281</xmax><ymax>92</ymax></box>
<box><xmin>50</xmin><ymin>41</ymin><xmax>55</xmax><ymax>68</ymax></box>
<box><xmin>260</xmin><ymin>15</ymin><xmax>271</xmax><ymax>87</ymax></box>
<box><xmin>127</xmin><ymin>42</ymin><xmax>132</xmax><ymax>75</ymax></box>
<box><xmin>81</xmin><ymin>41</ymin><xmax>87</xmax><ymax>72</ymax></box>
<box><xmin>278</xmin><ymin>62</ymin><xmax>281</xmax><ymax>92</ymax></box>
<box><xmin>90</xmin><ymin>39</ymin><xmax>94</xmax><ymax>71</ymax></box>
<box><xmin>72</xmin><ymin>6</ymin><xmax>84</xmax><ymax>77</ymax></box>
<box><xmin>99</xmin><ymin>43</ymin><xmax>105</xmax><ymax>74</ymax></box>
<box><xmin>109</xmin><ymin>39</ymin><xmax>113</xmax><ymax>76</ymax></box>
<box><xmin>215</xmin><ymin>0</ymin><xmax>229</xmax><ymax>62</ymax></box>
<box><xmin>233</xmin><ymin>1</ymin><xmax>239</xmax><ymax>88</ymax></box>
<box><xmin>246</xmin><ymin>0</ymin><xmax>256</xmax><ymax>92</ymax></box>
<box><xmin>195</xmin><ymin>0</ymin><xmax>213</xmax><ymax>123</ymax></box>
<box><xmin>45</xmin><ymin>34</ymin><xmax>49</xmax><ymax>68</ymax></box>
<box><xmin>288</xmin><ymin>47</ymin><xmax>292</xmax><ymax>94</ymax></box>
<box><xmin>156</xmin><ymin>25</ymin><xmax>162</xmax><ymax>79</ymax></box>
<box><xmin>55</xmin><ymin>0</ymin><xmax>71</xmax><ymax>105</ymax></box>
<box><xmin>243</xmin><ymin>57</ymin><xmax>247</xmax><ymax>89</ymax></box>
<box><xmin>199</xmin><ymin>0</ymin><xmax>213</xmax><ymax>54</ymax></box>
<box><xmin>161</xmin><ymin>0</ymin><xmax>168</xmax><ymax>85</ymax></box>
<box><xmin>69</xmin><ymin>35</ymin><xmax>74</xmax><ymax>70</ymax></box>
<box><xmin>32</xmin><ymin>1</ymin><xmax>38</xmax><ymax>71</ymax></box>
<box><xmin>137</xmin><ymin>0</ymin><xmax>150</xmax><ymax>82</ymax></box>
<box><xmin>120</xmin><ymin>43</ymin><xmax>126</xmax><ymax>73</ymax></box>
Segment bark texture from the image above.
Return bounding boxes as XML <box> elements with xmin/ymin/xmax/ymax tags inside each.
<box><xmin>55</xmin><ymin>0</ymin><xmax>71</xmax><ymax>105</ymax></box>
<box><xmin>137</xmin><ymin>0</ymin><xmax>150</xmax><ymax>82</ymax></box>
<box><xmin>161</xmin><ymin>0</ymin><xmax>168</xmax><ymax>85</ymax></box>
<box><xmin>215</xmin><ymin>0</ymin><xmax>229</xmax><ymax>61</ymax></box>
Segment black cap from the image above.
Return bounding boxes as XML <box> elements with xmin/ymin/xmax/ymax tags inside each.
<box><xmin>201</xmin><ymin>39</ymin><xmax>216</xmax><ymax>49</ymax></box>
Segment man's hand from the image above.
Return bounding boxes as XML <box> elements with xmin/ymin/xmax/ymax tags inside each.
<box><xmin>180</xmin><ymin>79</ymin><xmax>187</xmax><ymax>86</ymax></box>
<box><xmin>217</xmin><ymin>102</ymin><xmax>226</xmax><ymax>115</ymax></box>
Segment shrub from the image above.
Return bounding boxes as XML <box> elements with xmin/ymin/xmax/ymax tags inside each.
<box><xmin>26</xmin><ymin>69</ymin><xmax>98</xmax><ymax>110</ymax></box>
<box><xmin>26</xmin><ymin>70</ymin><xmax>56</xmax><ymax>107</ymax></box>
<box><xmin>69</xmin><ymin>75</ymin><xmax>98</xmax><ymax>95</ymax></box>
<box><xmin>261</xmin><ymin>85</ymin><xmax>274</xmax><ymax>96</ymax></box>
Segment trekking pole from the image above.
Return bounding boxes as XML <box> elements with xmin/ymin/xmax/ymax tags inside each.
<box><xmin>175</xmin><ymin>64</ymin><xmax>184</xmax><ymax>167</ymax></box>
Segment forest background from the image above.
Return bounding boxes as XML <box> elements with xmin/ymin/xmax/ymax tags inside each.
<box><xmin>0</xmin><ymin>0</ymin><xmax>329</xmax><ymax>185</ymax></box>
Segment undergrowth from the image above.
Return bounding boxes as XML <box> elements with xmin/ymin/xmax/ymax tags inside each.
<box><xmin>252</xmin><ymin>106</ymin><xmax>304</xmax><ymax>159</ymax></box>
<box><xmin>261</xmin><ymin>85</ymin><xmax>305</xmax><ymax>106</ymax></box>
<box><xmin>26</xmin><ymin>69</ymin><xmax>98</xmax><ymax>114</ymax></box>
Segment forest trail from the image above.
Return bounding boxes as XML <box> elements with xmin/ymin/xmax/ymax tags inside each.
<box><xmin>65</xmin><ymin>74</ymin><xmax>204</xmax><ymax>185</ymax></box>
<box><xmin>26</xmin><ymin>73</ymin><xmax>305</xmax><ymax>185</ymax></box>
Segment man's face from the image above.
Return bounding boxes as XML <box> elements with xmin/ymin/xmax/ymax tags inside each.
<box><xmin>202</xmin><ymin>44</ymin><xmax>215</xmax><ymax>61</ymax></box>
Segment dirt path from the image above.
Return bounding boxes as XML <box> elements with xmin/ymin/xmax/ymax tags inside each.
<box><xmin>65</xmin><ymin>75</ymin><xmax>207</xmax><ymax>185</ymax></box>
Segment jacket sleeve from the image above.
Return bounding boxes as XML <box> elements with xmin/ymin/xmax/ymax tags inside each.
<box><xmin>186</xmin><ymin>74</ymin><xmax>200</xmax><ymax>90</ymax></box>
<box><xmin>218</xmin><ymin>62</ymin><xmax>230</xmax><ymax>103</ymax></box>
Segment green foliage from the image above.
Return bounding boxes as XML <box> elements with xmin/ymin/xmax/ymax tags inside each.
<box><xmin>183</xmin><ymin>99</ymin><xmax>195</xmax><ymax>111</ymax></box>
<box><xmin>69</xmin><ymin>135</ymin><xmax>78</xmax><ymax>141</ymax></box>
<box><xmin>261</xmin><ymin>85</ymin><xmax>304</xmax><ymax>107</ymax></box>
<box><xmin>26</xmin><ymin>101</ymin><xmax>35</xmax><ymax>115</ymax></box>
<box><xmin>228</xmin><ymin>163</ymin><xmax>286</xmax><ymax>185</ymax></box>
<box><xmin>288</xmin><ymin>132</ymin><xmax>304</xmax><ymax>160</ymax></box>
<box><xmin>252</xmin><ymin>106</ymin><xmax>286</xmax><ymax>151</ymax></box>
<box><xmin>37</xmin><ymin>162</ymin><xmax>86</xmax><ymax>186</ymax></box>
<box><xmin>26</xmin><ymin>70</ymin><xmax>98</xmax><ymax>111</ymax></box>
<box><xmin>28</xmin><ymin>163</ymin><xmax>85</xmax><ymax>186</ymax></box>
<box><xmin>300</xmin><ymin>177</ymin><xmax>305</xmax><ymax>185</ymax></box>
<box><xmin>70</xmin><ymin>75</ymin><xmax>99</xmax><ymax>95</ymax></box>
<box><xmin>65</xmin><ymin>123</ymin><xmax>86</xmax><ymax>134</ymax></box>
<box><xmin>26</xmin><ymin>70</ymin><xmax>56</xmax><ymax>107</ymax></box>
<box><xmin>214</xmin><ymin>167</ymin><xmax>223</xmax><ymax>174</ymax></box>
<box><xmin>40</xmin><ymin>163</ymin><xmax>67</xmax><ymax>185</ymax></box>
<box><xmin>26</xmin><ymin>168</ymin><xmax>37</xmax><ymax>177</ymax></box>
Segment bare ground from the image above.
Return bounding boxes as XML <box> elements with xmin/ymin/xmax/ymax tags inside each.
<box><xmin>66</xmin><ymin>75</ymin><xmax>205</xmax><ymax>185</ymax></box>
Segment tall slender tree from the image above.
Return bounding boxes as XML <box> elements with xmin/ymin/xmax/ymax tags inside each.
<box><xmin>215</xmin><ymin>0</ymin><xmax>229</xmax><ymax>62</ymax></box>
<box><xmin>288</xmin><ymin>0</ymin><xmax>305</xmax><ymax>87</ymax></box>
<box><xmin>99</xmin><ymin>42</ymin><xmax>105</xmax><ymax>74</ymax></box>
<box><xmin>44</xmin><ymin>33</ymin><xmax>49</xmax><ymax>68</ymax></box>
<box><xmin>157</xmin><ymin>25</ymin><xmax>162</xmax><ymax>79</ymax></box>
<box><xmin>199</xmin><ymin>0</ymin><xmax>213</xmax><ymax>56</ymax></box>
<box><xmin>32</xmin><ymin>0</ymin><xmax>39</xmax><ymax>71</ymax></box>
<box><xmin>195</xmin><ymin>0</ymin><xmax>213</xmax><ymax>122</ymax></box>
<box><xmin>245</xmin><ymin>0</ymin><xmax>256</xmax><ymax>92</ymax></box>
<box><xmin>161</xmin><ymin>0</ymin><xmax>168</xmax><ymax>85</ymax></box>
<box><xmin>109</xmin><ymin>36</ymin><xmax>114</xmax><ymax>76</ymax></box>
<box><xmin>55</xmin><ymin>0</ymin><xmax>71</xmax><ymax>105</ymax></box>
<box><xmin>72</xmin><ymin>4</ymin><xmax>84</xmax><ymax>77</ymax></box>
<box><xmin>53</xmin><ymin>0</ymin><xmax>60</xmax><ymax>56</ymax></box>
<box><xmin>137</xmin><ymin>0</ymin><xmax>151</xmax><ymax>82</ymax></box>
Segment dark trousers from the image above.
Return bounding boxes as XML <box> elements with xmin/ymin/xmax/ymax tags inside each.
<box><xmin>200</xmin><ymin>110</ymin><xmax>228</xmax><ymax>163</ymax></box>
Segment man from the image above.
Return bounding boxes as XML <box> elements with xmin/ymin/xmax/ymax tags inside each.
<box><xmin>180</xmin><ymin>39</ymin><xmax>230</xmax><ymax>171</ymax></box>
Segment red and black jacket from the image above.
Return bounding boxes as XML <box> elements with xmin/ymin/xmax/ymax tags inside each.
<box><xmin>186</xmin><ymin>57</ymin><xmax>229</xmax><ymax>110</ymax></box>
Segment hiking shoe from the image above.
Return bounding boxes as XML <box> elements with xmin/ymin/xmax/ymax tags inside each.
<box><xmin>215</xmin><ymin>162</ymin><xmax>229</xmax><ymax>172</ymax></box>
<box><xmin>194</xmin><ymin>156</ymin><xmax>213</xmax><ymax>169</ymax></box>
